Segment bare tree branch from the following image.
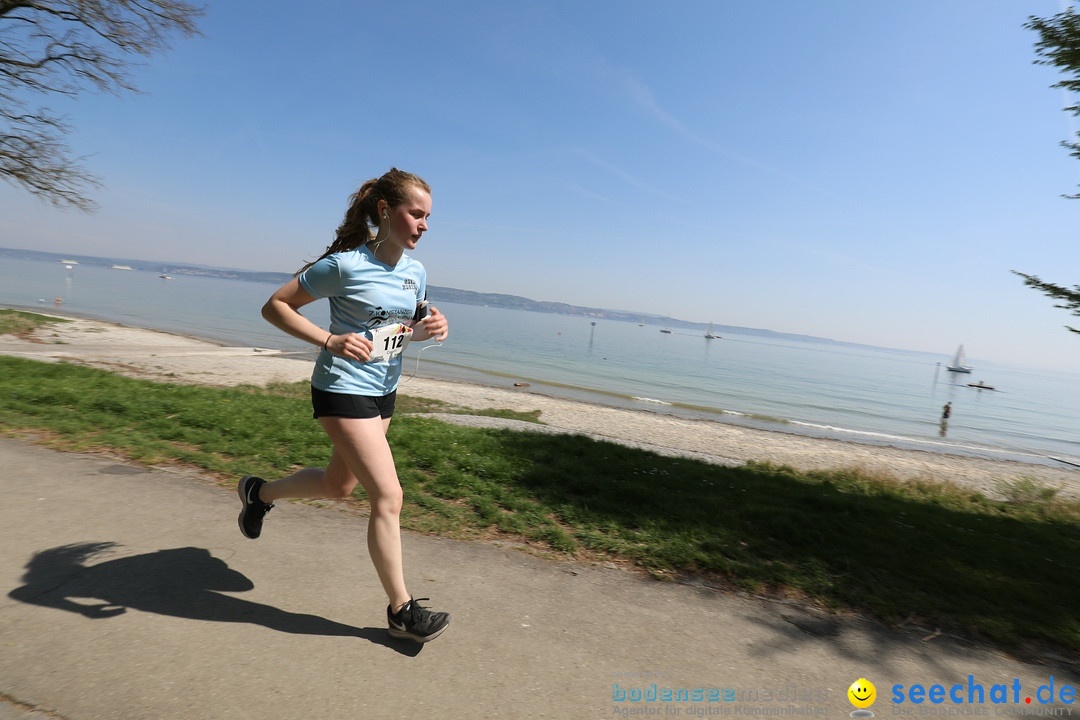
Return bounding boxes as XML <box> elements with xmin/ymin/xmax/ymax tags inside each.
<box><xmin>0</xmin><ymin>0</ymin><xmax>203</xmax><ymax>210</ymax></box>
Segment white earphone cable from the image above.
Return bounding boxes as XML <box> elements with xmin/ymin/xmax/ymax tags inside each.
<box><xmin>399</xmin><ymin>340</ymin><xmax>443</xmax><ymax>385</ymax></box>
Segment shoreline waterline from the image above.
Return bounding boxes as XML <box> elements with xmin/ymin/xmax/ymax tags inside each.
<box><xmin>406</xmin><ymin>355</ymin><xmax>1074</xmax><ymax>469</ymax></box>
<box><xmin>5</xmin><ymin>303</ymin><xmax>1078</xmax><ymax>473</ymax></box>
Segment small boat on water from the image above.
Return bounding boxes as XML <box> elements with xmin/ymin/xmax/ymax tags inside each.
<box><xmin>660</xmin><ymin>328</ymin><xmax>672</xmax><ymax>334</ymax></box>
<box><xmin>111</xmin><ymin>264</ymin><xmax>134</xmax><ymax>271</ymax></box>
<box><xmin>968</xmin><ymin>381</ymin><xmax>995</xmax><ymax>391</ymax></box>
<box><xmin>704</xmin><ymin>322</ymin><xmax>720</xmax><ymax>340</ymax></box>
<box><xmin>947</xmin><ymin>345</ymin><xmax>972</xmax><ymax>373</ymax></box>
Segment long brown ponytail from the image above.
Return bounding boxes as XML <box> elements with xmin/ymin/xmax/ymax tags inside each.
<box><xmin>296</xmin><ymin>168</ymin><xmax>431</xmax><ymax>275</ymax></box>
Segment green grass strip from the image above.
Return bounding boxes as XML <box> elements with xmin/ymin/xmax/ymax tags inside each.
<box><xmin>2</xmin><ymin>354</ymin><xmax>1078</xmax><ymax>657</ymax></box>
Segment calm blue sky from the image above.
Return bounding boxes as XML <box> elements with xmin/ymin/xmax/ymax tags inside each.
<box><xmin>1</xmin><ymin>1</ymin><xmax>1078</xmax><ymax>370</ymax></box>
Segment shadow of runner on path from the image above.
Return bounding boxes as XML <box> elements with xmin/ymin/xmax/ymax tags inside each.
<box><xmin>7</xmin><ymin>541</ymin><xmax>421</xmax><ymax>657</ymax></box>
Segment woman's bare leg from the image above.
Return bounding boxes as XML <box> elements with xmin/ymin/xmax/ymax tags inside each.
<box><xmin>316</xmin><ymin>415</ymin><xmax>410</xmax><ymax>610</ymax></box>
<box><xmin>260</xmin><ymin>467</ymin><xmax>335</xmax><ymax>502</ymax></box>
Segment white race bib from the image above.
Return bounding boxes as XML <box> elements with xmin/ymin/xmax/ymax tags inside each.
<box><xmin>368</xmin><ymin>323</ymin><xmax>412</xmax><ymax>362</ymax></box>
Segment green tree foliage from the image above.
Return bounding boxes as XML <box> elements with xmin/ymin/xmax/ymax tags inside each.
<box><xmin>1026</xmin><ymin>4</ymin><xmax>1080</xmax><ymax>198</ymax></box>
<box><xmin>1012</xmin><ymin>272</ymin><xmax>1080</xmax><ymax>335</ymax></box>
<box><xmin>1017</xmin><ymin>7</ymin><xmax>1080</xmax><ymax>335</ymax></box>
<box><xmin>0</xmin><ymin>0</ymin><xmax>203</xmax><ymax>210</ymax></box>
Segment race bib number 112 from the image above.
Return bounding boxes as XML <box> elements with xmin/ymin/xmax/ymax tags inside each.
<box><xmin>368</xmin><ymin>323</ymin><xmax>413</xmax><ymax>362</ymax></box>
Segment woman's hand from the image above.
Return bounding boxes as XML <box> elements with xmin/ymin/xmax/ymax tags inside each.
<box><xmin>415</xmin><ymin>305</ymin><xmax>449</xmax><ymax>342</ymax></box>
<box><xmin>325</xmin><ymin>332</ymin><xmax>374</xmax><ymax>361</ymax></box>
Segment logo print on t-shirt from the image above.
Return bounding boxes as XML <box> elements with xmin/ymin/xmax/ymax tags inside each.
<box><xmin>369</xmin><ymin>306</ymin><xmax>392</xmax><ymax>327</ymax></box>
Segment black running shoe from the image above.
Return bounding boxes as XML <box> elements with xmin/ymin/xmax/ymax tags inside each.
<box><xmin>387</xmin><ymin>597</ymin><xmax>452</xmax><ymax>643</ymax></box>
<box><xmin>237</xmin><ymin>475</ymin><xmax>273</xmax><ymax>539</ymax></box>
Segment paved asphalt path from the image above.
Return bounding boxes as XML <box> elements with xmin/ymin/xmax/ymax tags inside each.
<box><xmin>1</xmin><ymin>437</ymin><xmax>1076</xmax><ymax>719</ymax></box>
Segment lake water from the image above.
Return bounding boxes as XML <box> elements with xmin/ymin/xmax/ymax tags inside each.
<box><xmin>2</xmin><ymin>256</ymin><xmax>1079</xmax><ymax>468</ymax></box>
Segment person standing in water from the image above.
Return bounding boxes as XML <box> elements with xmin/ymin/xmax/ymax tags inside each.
<box><xmin>939</xmin><ymin>402</ymin><xmax>952</xmax><ymax>437</ymax></box>
<box><xmin>237</xmin><ymin>168</ymin><xmax>451</xmax><ymax>643</ymax></box>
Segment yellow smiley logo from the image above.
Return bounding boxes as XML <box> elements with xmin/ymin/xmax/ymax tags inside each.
<box><xmin>848</xmin><ymin>678</ymin><xmax>876</xmax><ymax>709</ymax></box>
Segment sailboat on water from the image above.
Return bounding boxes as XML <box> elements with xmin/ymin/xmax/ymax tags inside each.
<box><xmin>947</xmin><ymin>345</ymin><xmax>972</xmax><ymax>373</ymax></box>
<box><xmin>705</xmin><ymin>322</ymin><xmax>720</xmax><ymax>340</ymax></box>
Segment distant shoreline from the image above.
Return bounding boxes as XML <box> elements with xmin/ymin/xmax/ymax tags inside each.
<box><xmin>0</xmin><ymin>245</ymin><xmax>929</xmax><ymax>354</ymax></box>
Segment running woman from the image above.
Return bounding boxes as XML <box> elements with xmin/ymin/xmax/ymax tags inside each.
<box><xmin>238</xmin><ymin>168</ymin><xmax>451</xmax><ymax>643</ymax></box>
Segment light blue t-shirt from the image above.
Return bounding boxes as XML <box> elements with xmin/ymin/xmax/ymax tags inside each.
<box><xmin>298</xmin><ymin>245</ymin><xmax>426</xmax><ymax>396</ymax></box>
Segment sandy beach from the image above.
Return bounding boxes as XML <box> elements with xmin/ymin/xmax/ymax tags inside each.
<box><xmin>4</xmin><ymin>313</ymin><xmax>1079</xmax><ymax>500</ymax></box>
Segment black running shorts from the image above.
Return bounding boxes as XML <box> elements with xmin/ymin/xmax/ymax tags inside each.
<box><xmin>311</xmin><ymin>386</ymin><xmax>397</xmax><ymax>420</ymax></box>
